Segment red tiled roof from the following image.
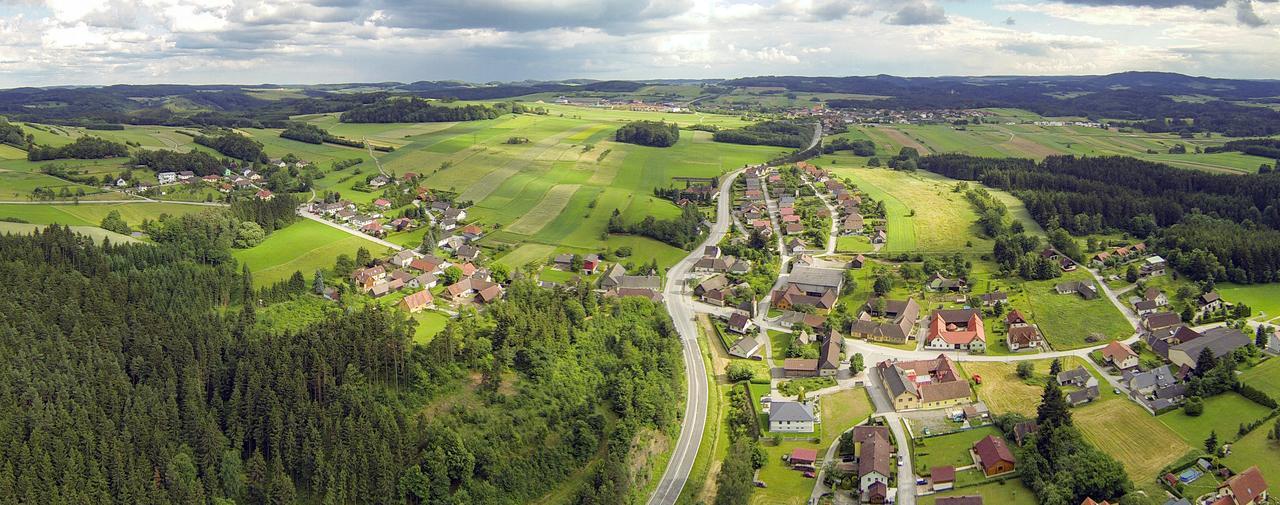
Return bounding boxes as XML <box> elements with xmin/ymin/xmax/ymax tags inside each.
<box><xmin>973</xmin><ymin>435</ymin><xmax>1014</xmax><ymax>469</ymax></box>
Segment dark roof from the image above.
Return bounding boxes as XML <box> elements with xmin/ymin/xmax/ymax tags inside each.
<box><xmin>858</xmin><ymin>432</ymin><xmax>891</xmax><ymax>479</ymax></box>
<box><xmin>1172</xmin><ymin>326</ymin><xmax>1249</xmax><ymax>361</ymax></box>
<box><xmin>769</xmin><ymin>401</ymin><xmax>815</xmax><ymax>422</ymax></box>
<box><xmin>820</xmin><ymin>333</ymin><xmax>841</xmax><ymax>370</ymax></box>
<box><xmin>932</xmin><ymin>466</ymin><xmax>956</xmax><ymax>483</ymax></box>
<box><xmin>936</xmin><ymin>497</ymin><xmax>984</xmax><ymax>505</ymax></box>
<box><xmin>1068</xmin><ymin>385</ymin><xmax>1099</xmax><ymax>405</ymax></box>
<box><xmin>1013</xmin><ymin>420</ymin><xmax>1038</xmax><ymax>445</ymax></box>
<box><xmin>973</xmin><ymin>435</ymin><xmax>1015</xmax><ymax>469</ymax></box>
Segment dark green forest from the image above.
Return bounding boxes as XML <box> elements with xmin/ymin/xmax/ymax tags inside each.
<box><xmin>712</xmin><ymin>121</ymin><xmax>812</xmax><ymax>148</ymax></box>
<box><xmin>0</xmin><ymin>227</ymin><xmax>682</xmax><ymax>505</ymax></box>
<box><xmin>918</xmin><ymin>154</ymin><xmax>1280</xmax><ymax>284</ymax></box>
<box><xmin>192</xmin><ymin>132</ymin><xmax>269</xmax><ymax>163</ymax></box>
<box><xmin>0</xmin><ymin>118</ymin><xmax>26</xmax><ymax>147</ymax></box>
<box><xmin>614</xmin><ymin>121</ymin><xmax>680</xmax><ymax>147</ymax></box>
<box><xmin>133</xmin><ymin>149</ymin><xmax>230</xmax><ymax>176</ymax></box>
<box><xmin>339</xmin><ymin>99</ymin><xmax>512</xmax><ymax>123</ymax></box>
<box><xmin>26</xmin><ymin>136</ymin><xmax>129</xmax><ymax>161</ymax></box>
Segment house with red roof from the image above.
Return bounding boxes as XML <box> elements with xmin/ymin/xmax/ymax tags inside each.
<box><xmin>1101</xmin><ymin>340</ymin><xmax>1139</xmax><ymax>369</ymax></box>
<box><xmin>398</xmin><ymin>290</ymin><xmax>434</xmax><ymax>313</ymax></box>
<box><xmin>973</xmin><ymin>435</ymin><xmax>1015</xmax><ymax>476</ymax></box>
<box><xmin>373</xmin><ymin>198</ymin><xmax>391</xmax><ymax>210</ymax></box>
<box><xmin>255</xmin><ymin>189</ymin><xmax>273</xmax><ymax>200</ymax></box>
<box><xmin>924</xmin><ymin>309</ymin><xmax>986</xmax><ymax>352</ymax></box>
<box><xmin>1213</xmin><ymin>466</ymin><xmax>1268</xmax><ymax>505</ymax></box>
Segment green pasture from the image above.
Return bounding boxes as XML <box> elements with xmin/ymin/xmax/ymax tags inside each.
<box><xmin>232</xmin><ymin>219</ymin><xmax>392</xmax><ymax>286</ymax></box>
<box><xmin>0</xmin><ymin>221</ymin><xmax>141</xmax><ymax>244</ymax></box>
<box><xmin>0</xmin><ymin>201</ymin><xmax>205</xmax><ymax>227</ymax></box>
<box><xmin>1157</xmin><ymin>392</ymin><xmax>1273</xmax><ymax>446</ymax></box>
<box><xmin>1218</xmin><ymin>283</ymin><xmax>1280</xmax><ymax>322</ymax></box>
<box><xmin>1239</xmin><ymin>358</ymin><xmax>1280</xmax><ymax>399</ymax></box>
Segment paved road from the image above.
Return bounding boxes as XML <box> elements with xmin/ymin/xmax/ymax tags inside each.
<box><xmin>648</xmin><ymin>167</ymin><xmax>746</xmax><ymax>505</ymax></box>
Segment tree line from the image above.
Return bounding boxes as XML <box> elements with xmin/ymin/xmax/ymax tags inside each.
<box><xmin>615</xmin><ymin>120</ymin><xmax>680</xmax><ymax>147</ymax></box>
<box><xmin>608</xmin><ymin>204</ymin><xmax>707</xmax><ymax>249</ymax></box>
<box><xmin>279</xmin><ymin>122</ymin><xmax>364</xmax><ymax>148</ymax></box>
<box><xmin>0</xmin><ymin>117</ymin><xmax>28</xmax><ymax>147</ymax></box>
<box><xmin>339</xmin><ymin>98</ymin><xmax>524</xmax><ymax>123</ymax></box>
<box><xmin>133</xmin><ymin>148</ymin><xmax>230</xmax><ymax>176</ymax></box>
<box><xmin>918</xmin><ymin>154</ymin><xmax>1280</xmax><ymax>284</ymax></box>
<box><xmin>712</xmin><ymin>120</ymin><xmax>812</xmax><ymax>148</ymax></box>
<box><xmin>26</xmin><ymin>135</ymin><xmax>129</xmax><ymax>161</ymax></box>
<box><xmin>1204</xmin><ymin>138</ymin><xmax>1280</xmax><ymax>159</ymax></box>
<box><xmin>192</xmin><ymin>131</ymin><xmax>270</xmax><ymax>163</ymax></box>
<box><xmin>820</xmin><ymin>137</ymin><xmax>875</xmax><ymax>156</ymax></box>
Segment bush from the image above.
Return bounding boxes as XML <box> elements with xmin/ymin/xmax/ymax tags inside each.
<box><xmin>726</xmin><ymin>362</ymin><xmax>755</xmax><ymax>382</ymax></box>
<box><xmin>1184</xmin><ymin>396</ymin><xmax>1204</xmax><ymax>416</ymax></box>
<box><xmin>615</xmin><ymin>121</ymin><xmax>679</xmax><ymax>147</ymax></box>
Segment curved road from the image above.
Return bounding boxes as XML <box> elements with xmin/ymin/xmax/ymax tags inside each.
<box><xmin>648</xmin><ymin>167</ymin><xmax>746</xmax><ymax>505</ymax></box>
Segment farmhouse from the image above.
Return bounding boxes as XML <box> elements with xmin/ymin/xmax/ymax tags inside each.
<box><xmin>1101</xmin><ymin>340</ymin><xmax>1139</xmax><ymax>369</ymax></box>
<box><xmin>727</xmin><ymin>334</ymin><xmax>762</xmax><ymax>358</ymax></box>
<box><xmin>973</xmin><ymin>435</ymin><xmax>1016</xmax><ymax>476</ymax></box>
<box><xmin>783</xmin><ymin>358</ymin><xmax>820</xmax><ymax>378</ymax></box>
<box><xmin>1135</xmin><ymin>300</ymin><xmax>1160</xmax><ymax>316</ymax></box>
<box><xmin>856</xmin><ymin>429</ymin><xmax>892</xmax><ymax>499</ymax></box>
<box><xmin>1004</xmin><ymin>309</ymin><xmax>1044</xmax><ymax>351</ymax></box>
<box><xmin>604</xmin><ymin>287</ymin><xmax>663</xmax><ymax>302</ymax></box>
<box><xmin>768</xmin><ymin>401</ymin><xmax>816</xmax><ymax>432</ymax></box>
<box><xmin>924</xmin><ymin>309</ymin><xmax>986</xmax><ymax>352</ymax></box>
<box><xmin>1198</xmin><ymin>291</ymin><xmax>1225</xmax><ymax>313</ymax></box>
<box><xmin>1123</xmin><ymin>365</ymin><xmax>1179</xmax><ymax>396</ymax></box>
<box><xmin>398</xmin><ymin>290</ymin><xmax>434</xmax><ymax>313</ymax></box>
<box><xmin>819</xmin><ymin>331</ymin><xmax>842</xmax><ymax>376</ymax></box>
<box><xmin>977</xmin><ymin>291</ymin><xmax>1008</xmax><ymax>307</ymax></box>
<box><xmin>926</xmin><ymin>273</ymin><xmax>967</xmax><ymax>292</ymax></box>
<box><xmin>772</xmin><ymin>266</ymin><xmax>843</xmax><ymax>311</ymax></box>
<box><xmin>1055</xmin><ymin>280</ymin><xmax>1098</xmax><ymax>299</ymax></box>
<box><xmin>1144</xmin><ymin>287</ymin><xmax>1169</xmax><ymax>306</ymax></box>
<box><xmin>1067</xmin><ymin>385</ymin><xmax>1100</xmax><ymax>406</ymax></box>
<box><xmin>850</xmin><ymin>297</ymin><xmax>920</xmax><ymax>345</ymax></box>
<box><xmin>842</xmin><ymin>213</ymin><xmax>865</xmax><ymax>234</ymax></box>
<box><xmin>1056</xmin><ymin>367</ymin><xmax>1096</xmax><ymax>388</ymax></box>
<box><xmin>876</xmin><ymin>354</ymin><xmax>972</xmax><ymax>411</ymax></box>
<box><xmin>1143</xmin><ymin>312</ymin><xmax>1182</xmax><ymax>332</ymax></box>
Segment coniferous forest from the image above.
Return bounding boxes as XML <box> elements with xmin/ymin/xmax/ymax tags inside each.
<box><xmin>0</xmin><ymin>226</ymin><xmax>682</xmax><ymax>505</ymax></box>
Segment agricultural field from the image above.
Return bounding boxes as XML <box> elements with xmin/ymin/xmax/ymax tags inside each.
<box><xmin>232</xmin><ymin>219</ymin><xmax>392</xmax><ymax>286</ymax></box>
<box><xmin>1156</xmin><ymin>392</ymin><xmax>1273</xmax><ymax>446</ymax></box>
<box><xmin>1073</xmin><ymin>398</ymin><xmax>1191</xmax><ymax>485</ymax></box>
<box><xmin>1017</xmin><ymin>271</ymin><xmax>1135</xmax><ymax>349</ymax></box>
<box><xmin>1239</xmin><ymin>358</ymin><xmax>1280</xmax><ymax>399</ymax></box>
<box><xmin>0</xmin><ymin>201</ymin><xmax>205</xmax><ymax>227</ymax></box>
<box><xmin>855</xmin><ymin>122</ymin><xmax>1273</xmax><ymax>174</ymax></box>
<box><xmin>962</xmin><ymin>356</ymin><xmax>1120</xmax><ymax>418</ymax></box>
<box><xmin>0</xmin><ymin>221</ymin><xmax>140</xmax><ymax>244</ymax></box>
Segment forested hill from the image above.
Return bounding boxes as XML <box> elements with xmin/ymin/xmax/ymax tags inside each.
<box><xmin>0</xmin><ymin>226</ymin><xmax>682</xmax><ymax>504</ymax></box>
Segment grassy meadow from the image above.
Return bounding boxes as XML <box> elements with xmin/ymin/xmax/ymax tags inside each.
<box><xmin>232</xmin><ymin>219</ymin><xmax>392</xmax><ymax>285</ymax></box>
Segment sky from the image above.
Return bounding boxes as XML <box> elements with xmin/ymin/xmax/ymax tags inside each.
<box><xmin>0</xmin><ymin>0</ymin><xmax>1278</xmax><ymax>86</ymax></box>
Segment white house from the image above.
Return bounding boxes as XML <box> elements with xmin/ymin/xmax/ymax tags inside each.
<box><xmin>768</xmin><ymin>401</ymin><xmax>815</xmax><ymax>433</ymax></box>
<box><xmin>157</xmin><ymin>172</ymin><xmax>178</xmax><ymax>184</ymax></box>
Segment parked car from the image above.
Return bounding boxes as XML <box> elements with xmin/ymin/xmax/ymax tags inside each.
<box><xmin>897</xmin><ymin>456</ymin><xmax>905</xmax><ymax>467</ymax></box>
<box><xmin>803</xmin><ymin>471</ymin><xmax>815</xmax><ymax>479</ymax></box>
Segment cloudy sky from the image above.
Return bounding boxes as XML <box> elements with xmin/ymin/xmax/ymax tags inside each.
<box><xmin>0</xmin><ymin>0</ymin><xmax>1278</xmax><ymax>86</ymax></box>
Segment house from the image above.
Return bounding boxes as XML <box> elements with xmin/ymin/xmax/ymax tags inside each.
<box><xmin>728</xmin><ymin>334</ymin><xmax>762</xmax><ymax>358</ymax></box>
<box><xmin>582</xmin><ymin>254</ymin><xmax>601</xmax><ymax>275</ymax></box>
<box><xmin>924</xmin><ymin>309</ymin><xmax>986</xmax><ymax>352</ymax></box>
<box><xmin>819</xmin><ymin>331</ymin><xmax>841</xmax><ymax>376</ymax></box>
<box><xmin>369</xmin><ymin>175</ymin><xmax>391</xmax><ymax>187</ymax></box>
<box><xmin>1214</xmin><ymin>466</ymin><xmax>1269</xmax><ymax>505</ymax></box>
<box><xmin>850</xmin><ymin>297</ymin><xmax>920</xmax><ymax>345</ymax></box>
<box><xmin>842</xmin><ymin>213</ymin><xmax>865</xmax><ymax>234</ymax></box>
<box><xmin>857</xmin><ymin>430</ymin><xmax>892</xmax><ymax>497</ymax></box>
<box><xmin>768</xmin><ymin>401</ymin><xmax>816</xmax><ymax>432</ymax></box>
<box><xmin>1055</xmin><ymin>280</ymin><xmax>1098</xmax><ymax>299</ymax></box>
<box><xmin>1166</xmin><ymin>326</ymin><xmax>1250</xmax><ymax>369</ymax></box>
<box><xmin>784</xmin><ymin>223</ymin><xmax>805</xmax><ymax>235</ymax></box>
<box><xmin>373</xmin><ymin>198</ymin><xmax>391</xmax><ymax>210</ymax></box>
<box><xmin>1143</xmin><ymin>312</ymin><xmax>1182</xmax><ymax>332</ymax></box>
<box><xmin>604</xmin><ymin>287</ymin><xmax>663</xmax><ymax>302</ymax></box>
<box><xmin>877</xmin><ymin>354</ymin><xmax>972</xmax><ymax>410</ymax></box>
<box><xmin>936</xmin><ymin>497</ymin><xmax>984</xmax><ymax>505</ymax></box>
<box><xmin>398</xmin><ymin>290</ymin><xmax>434</xmax><ymax>313</ymax></box>
<box><xmin>352</xmin><ymin>265</ymin><xmax>387</xmax><ymax>286</ymax></box>
<box><xmin>1067</xmin><ymin>385</ymin><xmax>1100</xmax><ymax>406</ymax></box>
<box><xmin>389</xmin><ymin>250</ymin><xmax>416</xmax><ymax>268</ymax></box>
<box><xmin>777</xmin><ymin>310</ymin><xmax>828</xmax><ymax>331</ymax></box>
<box><xmin>926</xmin><ymin>273</ymin><xmax>967</xmax><ymax>292</ymax></box>
<box><xmin>1012</xmin><ymin>420</ymin><xmax>1038</xmax><ymax>445</ymax></box>
<box><xmin>695</xmin><ymin>274</ymin><xmax>729</xmax><ymax>302</ymax></box>
<box><xmin>157</xmin><ymin>171</ymin><xmax>177</xmax><ymax>184</ymax></box>
<box><xmin>1123</xmin><ymin>365</ymin><xmax>1179</xmax><ymax>396</ymax></box>
<box><xmin>703</xmin><ymin>245</ymin><xmax>721</xmax><ymax>258</ymax></box>
<box><xmin>931</xmin><ymin>466</ymin><xmax>956</xmax><ymax>491</ymax></box>
<box><xmin>256</xmin><ymin>189</ymin><xmax>274</xmax><ymax>201</ymax></box>
<box><xmin>442</xmin><ymin>207</ymin><xmax>467</xmax><ymax>222</ymax></box>
<box><xmin>553</xmin><ymin>253</ymin><xmax>574</xmax><ymax>270</ymax></box>
<box><xmin>1142</xmin><ymin>255</ymin><xmax>1167</xmax><ymax>276</ymax></box>
<box><xmin>871</xmin><ymin>229</ymin><xmax>887</xmax><ymax>244</ymax></box>
<box><xmin>1081</xmin><ymin>499</ymin><xmax>1115</xmax><ymax>505</ymax></box>
<box><xmin>409</xmin><ymin>255</ymin><xmax>446</xmax><ymax>274</ymax></box>
<box><xmin>1101</xmin><ymin>340</ymin><xmax>1139</xmax><ymax>369</ymax></box>
<box><xmin>973</xmin><ymin>435</ymin><xmax>1016</xmax><ymax>476</ymax></box>
<box><xmin>1144</xmin><ymin>287</ymin><xmax>1169</xmax><ymax>307</ymax></box>
<box><xmin>783</xmin><ymin>358</ymin><xmax>820</xmax><ymax>378</ymax></box>
<box><xmin>1135</xmin><ymin>300</ymin><xmax>1160</xmax><ymax>316</ymax></box>
<box><xmin>455</xmin><ymin>244</ymin><xmax>481</xmax><ymax>262</ymax></box>
<box><xmin>334</xmin><ymin>209</ymin><xmax>356</xmax><ymax>222</ymax></box>
<box><xmin>369</xmin><ymin>278</ymin><xmax>403</xmax><ymax>298</ymax></box>
<box><xmin>1198</xmin><ymin>291</ymin><xmax>1225</xmax><ymax>313</ymax></box>
<box><xmin>772</xmin><ymin>266</ymin><xmax>844</xmax><ymax>312</ymax></box>
<box><xmin>1008</xmin><ymin>325</ymin><xmax>1045</xmax><ymax>352</ymax></box>
<box><xmin>693</xmin><ymin>256</ymin><xmax>747</xmax><ymax>274</ymax></box>
<box><xmin>460</xmin><ymin>224</ymin><xmax>484</xmax><ymax>241</ymax></box>
<box><xmin>978</xmin><ymin>291</ymin><xmax>1008</xmax><ymax>307</ymax></box>
<box><xmin>409</xmin><ymin>272</ymin><xmax>437</xmax><ymax>289</ymax></box>
<box><xmin>727</xmin><ymin>312</ymin><xmax>753</xmax><ymax>334</ymax></box>
<box><xmin>1057</xmin><ymin>366</ymin><xmax>1096</xmax><ymax>388</ymax></box>
<box><xmin>849</xmin><ymin>254</ymin><xmax>866</xmax><ymax>269</ymax></box>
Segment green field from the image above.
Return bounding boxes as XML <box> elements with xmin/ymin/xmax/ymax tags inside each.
<box><xmin>412</xmin><ymin>310</ymin><xmax>451</xmax><ymax>344</ymax></box>
<box><xmin>963</xmin><ymin>356</ymin><xmax>1120</xmax><ymax>418</ymax></box>
<box><xmin>1239</xmin><ymin>358</ymin><xmax>1280</xmax><ymax>400</ymax></box>
<box><xmin>1073</xmin><ymin>397</ymin><xmax>1190</xmax><ymax>486</ymax></box>
<box><xmin>857</xmin><ymin>122</ymin><xmax>1272</xmax><ymax>174</ymax></box>
<box><xmin>0</xmin><ymin>221</ymin><xmax>141</xmax><ymax>244</ymax></box>
<box><xmin>0</xmin><ymin>202</ymin><xmax>206</xmax><ymax>227</ymax></box>
<box><xmin>1157</xmin><ymin>392</ymin><xmax>1273</xmax><ymax>445</ymax></box>
<box><xmin>1222</xmin><ymin>420</ymin><xmax>1280</xmax><ymax>486</ymax></box>
<box><xmin>752</xmin><ymin>388</ymin><xmax>872</xmax><ymax>505</ymax></box>
<box><xmin>1018</xmin><ymin>271</ymin><xmax>1134</xmax><ymax>349</ymax></box>
<box><xmin>232</xmin><ymin>219</ymin><xmax>392</xmax><ymax>285</ymax></box>
<box><xmin>1218</xmin><ymin>283</ymin><xmax>1280</xmax><ymax>322</ymax></box>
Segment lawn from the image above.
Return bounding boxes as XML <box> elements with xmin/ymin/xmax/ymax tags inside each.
<box><xmin>918</xmin><ymin>478</ymin><xmax>1038</xmax><ymax>505</ymax></box>
<box><xmin>1222</xmin><ymin>420</ymin><xmax>1280</xmax><ymax>486</ymax></box>
<box><xmin>963</xmin><ymin>356</ymin><xmax>1120</xmax><ymax>418</ymax></box>
<box><xmin>1239</xmin><ymin>357</ymin><xmax>1280</xmax><ymax>399</ymax></box>
<box><xmin>835</xmin><ymin>235</ymin><xmax>874</xmax><ymax>253</ymax></box>
<box><xmin>1074</xmin><ymin>398</ymin><xmax>1190</xmax><ymax>485</ymax></box>
<box><xmin>1157</xmin><ymin>392</ymin><xmax>1273</xmax><ymax>445</ymax></box>
<box><xmin>1218</xmin><ymin>282</ymin><xmax>1280</xmax><ymax>322</ymax></box>
<box><xmin>232</xmin><ymin>220</ymin><xmax>392</xmax><ymax>286</ymax></box>
<box><xmin>412</xmin><ymin>310</ymin><xmax>451</xmax><ymax>345</ymax></box>
<box><xmin>912</xmin><ymin>426</ymin><xmax>1001</xmax><ymax>474</ymax></box>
